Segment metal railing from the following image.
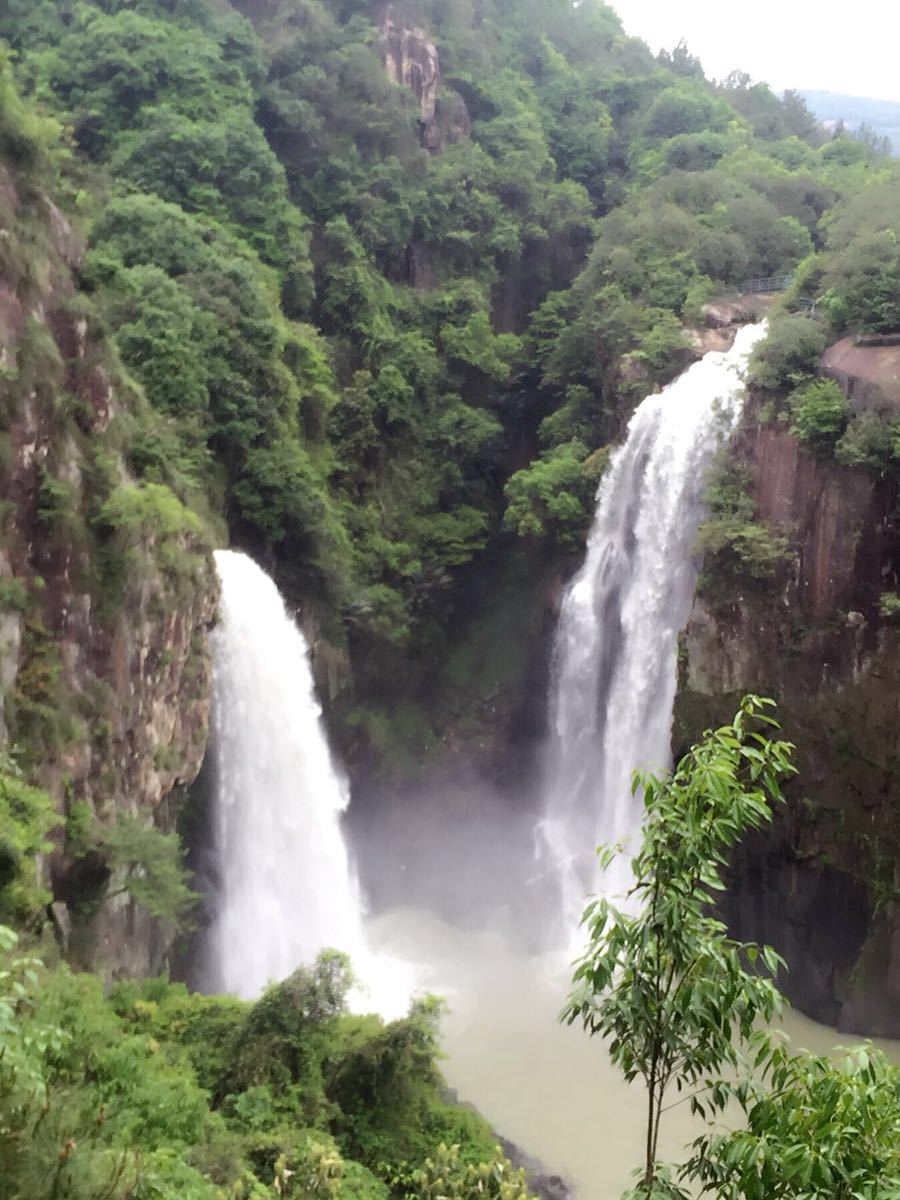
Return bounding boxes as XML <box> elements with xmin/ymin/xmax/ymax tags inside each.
<box><xmin>741</xmin><ymin>273</ymin><xmax>795</xmax><ymax>293</ymax></box>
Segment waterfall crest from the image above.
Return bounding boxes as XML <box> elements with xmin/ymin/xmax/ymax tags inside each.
<box><xmin>207</xmin><ymin>550</ymin><xmax>366</xmax><ymax>999</ymax></box>
<box><xmin>541</xmin><ymin>323</ymin><xmax>766</xmax><ymax>924</ymax></box>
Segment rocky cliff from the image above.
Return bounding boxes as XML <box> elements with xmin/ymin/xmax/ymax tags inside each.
<box><xmin>677</xmin><ymin>361</ymin><xmax>900</xmax><ymax>1034</ymax></box>
<box><xmin>0</xmin><ymin>161</ymin><xmax>217</xmax><ymax>976</ymax></box>
<box><xmin>379</xmin><ymin>3</ymin><xmax>471</xmax><ymax>153</ymax></box>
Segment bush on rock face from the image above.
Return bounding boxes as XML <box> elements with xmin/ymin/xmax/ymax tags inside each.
<box><xmin>412</xmin><ymin>1142</ymin><xmax>533</xmax><ymax>1200</ymax></box>
<box><xmin>788</xmin><ymin>379</ymin><xmax>850</xmax><ymax>454</ymax></box>
<box><xmin>0</xmin><ymin>755</ymin><xmax>58</xmax><ymax>923</ymax></box>
<box><xmin>747</xmin><ymin>316</ymin><xmax>827</xmax><ymax>392</ymax></box>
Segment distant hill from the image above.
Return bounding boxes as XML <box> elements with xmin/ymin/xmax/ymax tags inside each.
<box><xmin>802</xmin><ymin>90</ymin><xmax>900</xmax><ymax>155</ymax></box>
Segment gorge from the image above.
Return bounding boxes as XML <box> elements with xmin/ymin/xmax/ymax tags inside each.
<box><xmin>196</xmin><ymin>326</ymin><xmax>899</xmax><ymax>1199</ymax></box>
<box><xmin>2</xmin><ymin>0</ymin><xmax>900</xmax><ymax>1195</ymax></box>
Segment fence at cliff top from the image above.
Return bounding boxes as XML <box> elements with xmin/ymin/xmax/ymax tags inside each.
<box><xmin>741</xmin><ymin>274</ymin><xmax>819</xmax><ymax>315</ymax></box>
<box><xmin>742</xmin><ymin>273</ymin><xmax>795</xmax><ymax>293</ymax></box>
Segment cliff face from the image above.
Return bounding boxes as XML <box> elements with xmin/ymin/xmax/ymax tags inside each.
<box><xmin>378</xmin><ymin>3</ymin><xmax>471</xmax><ymax>154</ymax></box>
<box><xmin>677</xmin><ymin>381</ymin><xmax>900</xmax><ymax>1034</ymax></box>
<box><xmin>0</xmin><ymin>164</ymin><xmax>217</xmax><ymax>976</ymax></box>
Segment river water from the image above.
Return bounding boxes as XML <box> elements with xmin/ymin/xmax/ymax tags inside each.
<box><xmin>367</xmin><ymin>907</ymin><xmax>899</xmax><ymax>1200</ymax></box>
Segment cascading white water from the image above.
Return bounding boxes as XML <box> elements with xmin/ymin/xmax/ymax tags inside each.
<box><xmin>541</xmin><ymin>323</ymin><xmax>767</xmax><ymax>925</ymax></box>
<box><xmin>207</xmin><ymin>549</ymin><xmax>369</xmax><ymax>1000</ymax></box>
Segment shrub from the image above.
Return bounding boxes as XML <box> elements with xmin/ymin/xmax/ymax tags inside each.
<box><xmin>412</xmin><ymin>1142</ymin><xmax>534</xmax><ymax>1200</ymax></box>
<box><xmin>0</xmin><ymin>753</ymin><xmax>58</xmax><ymax>921</ymax></box>
<box><xmin>698</xmin><ymin>464</ymin><xmax>790</xmax><ymax>587</ymax></box>
<box><xmin>835</xmin><ymin>410</ymin><xmax>900</xmax><ymax>472</ymax></box>
<box><xmin>789</xmin><ymin>379</ymin><xmax>850</xmax><ymax>453</ymax></box>
<box><xmin>748</xmin><ymin>315</ymin><xmax>827</xmax><ymax>391</ymax></box>
<box><xmin>95</xmin><ymin>816</ymin><xmax>198</xmax><ymax>924</ymax></box>
<box><xmin>97</xmin><ymin>482</ymin><xmax>208</xmax><ymax>600</ymax></box>
<box><xmin>503</xmin><ymin>441</ymin><xmax>593</xmax><ymax>546</ymax></box>
<box><xmin>0</xmin><ymin>575</ymin><xmax>29</xmax><ymax>613</ymax></box>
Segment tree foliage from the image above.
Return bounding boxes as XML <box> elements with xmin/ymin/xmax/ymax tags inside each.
<box><xmin>0</xmin><ymin>930</ymin><xmax>522</xmax><ymax>1200</ymax></box>
<box><xmin>565</xmin><ymin>696</ymin><xmax>795</xmax><ymax>1194</ymax></box>
<box><xmin>0</xmin><ymin>753</ymin><xmax>58</xmax><ymax>923</ymax></box>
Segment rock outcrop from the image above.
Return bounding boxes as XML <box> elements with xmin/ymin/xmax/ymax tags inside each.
<box><xmin>378</xmin><ymin>4</ymin><xmax>470</xmax><ymax>154</ymax></box>
<box><xmin>380</xmin><ymin>5</ymin><xmax>440</xmax><ymax>125</ymax></box>
<box><xmin>676</xmin><ymin>393</ymin><xmax>900</xmax><ymax>1034</ymax></box>
<box><xmin>822</xmin><ymin>336</ymin><xmax>900</xmax><ymax>411</ymax></box>
<box><xmin>0</xmin><ymin>165</ymin><xmax>217</xmax><ymax>977</ymax></box>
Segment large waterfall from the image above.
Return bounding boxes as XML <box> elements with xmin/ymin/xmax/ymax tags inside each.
<box><xmin>541</xmin><ymin>323</ymin><xmax>766</xmax><ymax>923</ymax></box>
<box><xmin>207</xmin><ymin>550</ymin><xmax>368</xmax><ymax>1000</ymax></box>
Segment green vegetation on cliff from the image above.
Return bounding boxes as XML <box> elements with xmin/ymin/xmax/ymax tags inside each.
<box><xmin>746</xmin><ymin>170</ymin><xmax>900</xmax><ymax>465</ymax></box>
<box><xmin>0</xmin><ymin>0</ymin><xmax>870</xmax><ymax>750</ymax></box>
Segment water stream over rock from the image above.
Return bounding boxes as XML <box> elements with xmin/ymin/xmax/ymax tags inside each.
<box><xmin>541</xmin><ymin>323</ymin><xmax>767</xmax><ymax>924</ymax></box>
<box><xmin>206</xmin><ymin>549</ymin><xmax>367</xmax><ymax>998</ymax></box>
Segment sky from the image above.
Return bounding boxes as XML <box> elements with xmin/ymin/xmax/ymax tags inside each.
<box><xmin>610</xmin><ymin>0</ymin><xmax>900</xmax><ymax>103</ymax></box>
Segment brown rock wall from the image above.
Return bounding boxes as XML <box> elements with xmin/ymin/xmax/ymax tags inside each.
<box><xmin>678</xmin><ymin>400</ymin><xmax>900</xmax><ymax>1033</ymax></box>
<box><xmin>0</xmin><ymin>169</ymin><xmax>218</xmax><ymax>977</ymax></box>
<box><xmin>822</xmin><ymin>336</ymin><xmax>900</xmax><ymax>411</ymax></box>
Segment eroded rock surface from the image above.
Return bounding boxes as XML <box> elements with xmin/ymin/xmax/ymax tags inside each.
<box><xmin>677</xmin><ymin>396</ymin><xmax>900</xmax><ymax>1033</ymax></box>
<box><xmin>822</xmin><ymin>336</ymin><xmax>900</xmax><ymax>411</ymax></box>
<box><xmin>0</xmin><ymin>165</ymin><xmax>217</xmax><ymax>977</ymax></box>
<box><xmin>378</xmin><ymin>4</ymin><xmax>470</xmax><ymax>154</ymax></box>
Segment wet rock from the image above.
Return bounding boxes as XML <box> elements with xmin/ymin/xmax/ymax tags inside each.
<box><xmin>701</xmin><ymin>300</ymin><xmax>753</xmax><ymax>329</ymax></box>
<box><xmin>684</xmin><ymin>325</ymin><xmax>736</xmax><ymax>355</ymax></box>
<box><xmin>497</xmin><ymin>1136</ymin><xmax>573</xmax><ymax>1200</ymax></box>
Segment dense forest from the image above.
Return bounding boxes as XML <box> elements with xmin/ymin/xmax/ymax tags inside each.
<box><xmin>2</xmin><ymin>0</ymin><xmax>898</xmax><ymax>763</ymax></box>
<box><xmin>2</xmin><ymin>0</ymin><xmax>900</xmax><ymax>1196</ymax></box>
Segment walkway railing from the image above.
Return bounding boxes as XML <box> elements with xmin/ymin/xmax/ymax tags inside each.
<box><xmin>741</xmin><ymin>273</ymin><xmax>795</xmax><ymax>293</ymax></box>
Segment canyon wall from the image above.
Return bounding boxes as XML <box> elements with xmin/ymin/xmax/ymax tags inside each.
<box><xmin>0</xmin><ymin>163</ymin><xmax>217</xmax><ymax>976</ymax></box>
<box><xmin>676</xmin><ymin>361</ymin><xmax>900</xmax><ymax>1034</ymax></box>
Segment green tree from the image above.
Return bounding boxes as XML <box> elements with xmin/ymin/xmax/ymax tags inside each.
<box><xmin>565</xmin><ymin>697</ymin><xmax>795</xmax><ymax>1196</ymax></box>
<box><xmin>820</xmin><ymin>229</ymin><xmax>900</xmax><ymax>334</ymax></box>
<box><xmin>96</xmin><ymin>816</ymin><xmax>197</xmax><ymax>924</ymax></box>
<box><xmin>503</xmin><ymin>440</ymin><xmax>593</xmax><ymax>546</ymax></box>
<box><xmin>0</xmin><ymin>753</ymin><xmax>58</xmax><ymax>923</ymax></box>
<box><xmin>748</xmin><ymin>316</ymin><xmax>826</xmax><ymax>391</ymax></box>
<box><xmin>689</xmin><ymin>1042</ymin><xmax>900</xmax><ymax>1198</ymax></box>
<box><xmin>789</xmin><ymin>379</ymin><xmax>850</xmax><ymax>454</ymax></box>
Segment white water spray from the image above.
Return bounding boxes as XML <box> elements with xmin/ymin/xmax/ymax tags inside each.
<box><xmin>207</xmin><ymin>550</ymin><xmax>411</xmax><ymax>1013</ymax></box>
<box><xmin>541</xmin><ymin>324</ymin><xmax>766</xmax><ymax>925</ymax></box>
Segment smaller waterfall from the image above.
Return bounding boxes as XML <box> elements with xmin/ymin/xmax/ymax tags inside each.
<box><xmin>207</xmin><ymin>551</ymin><xmax>369</xmax><ymax>1001</ymax></box>
<box><xmin>541</xmin><ymin>323</ymin><xmax>766</xmax><ymax>926</ymax></box>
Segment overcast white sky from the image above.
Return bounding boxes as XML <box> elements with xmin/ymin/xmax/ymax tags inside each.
<box><xmin>611</xmin><ymin>1</ymin><xmax>900</xmax><ymax>102</ymax></box>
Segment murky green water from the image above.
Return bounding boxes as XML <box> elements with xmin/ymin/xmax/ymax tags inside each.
<box><xmin>368</xmin><ymin>908</ymin><xmax>898</xmax><ymax>1200</ymax></box>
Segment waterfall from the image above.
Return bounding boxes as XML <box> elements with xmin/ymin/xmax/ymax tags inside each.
<box><xmin>541</xmin><ymin>323</ymin><xmax>766</xmax><ymax>924</ymax></box>
<box><xmin>206</xmin><ymin>550</ymin><xmax>368</xmax><ymax>1000</ymax></box>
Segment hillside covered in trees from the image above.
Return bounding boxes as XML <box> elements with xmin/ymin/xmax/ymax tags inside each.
<box><xmin>3</xmin><ymin>0</ymin><xmax>897</xmax><ymax>768</ymax></box>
